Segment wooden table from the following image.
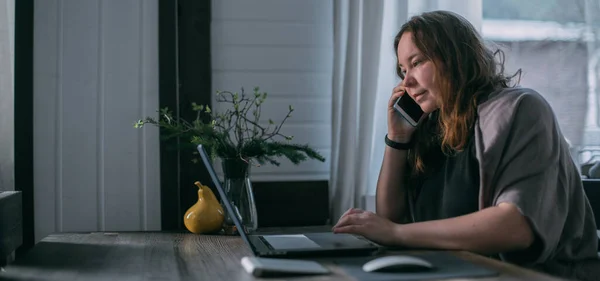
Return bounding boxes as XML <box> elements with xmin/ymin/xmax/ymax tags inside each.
<box><xmin>0</xmin><ymin>230</ymin><xmax>565</xmax><ymax>281</ymax></box>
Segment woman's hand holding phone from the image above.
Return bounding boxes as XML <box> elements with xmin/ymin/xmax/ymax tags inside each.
<box><xmin>387</xmin><ymin>84</ymin><xmax>418</xmax><ymax>143</ymax></box>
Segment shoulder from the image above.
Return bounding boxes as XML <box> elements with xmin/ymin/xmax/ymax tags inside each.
<box><xmin>477</xmin><ymin>87</ymin><xmax>555</xmax><ymax>133</ymax></box>
<box><xmin>474</xmin><ymin>87</ymin><xmax>560</xmax><ymax>174</ymax></box>
<box><xmin>474</xmin><ymin>87</ymin><xmax>565</xmax><ymax>208</ymax></box>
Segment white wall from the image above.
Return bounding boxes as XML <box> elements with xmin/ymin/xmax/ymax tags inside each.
<box><xmin>33</xmin><ymin>0</ymin><xmax>160</xmax><ymax>242</ymax></box>
<box><xmin>211</xmin><ymin>0</ymin><xmax>334</xmax><ymax>182</ymax></box>
<box><xmin>0</xmin><ymin>0</ymin><xmax>14</xmax><ymax>192</ymax></box>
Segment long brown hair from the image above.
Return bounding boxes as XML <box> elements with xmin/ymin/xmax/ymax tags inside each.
<box><xmin>394</xmin><ymin>10</ymin><xmax>521</xmax><ymax>176</ymax></box>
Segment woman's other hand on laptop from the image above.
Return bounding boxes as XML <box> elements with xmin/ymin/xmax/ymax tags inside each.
<box><xmin>332</xmin><ymin>208</ymin><xmax>401</xmax><ymax>246</ymax></box>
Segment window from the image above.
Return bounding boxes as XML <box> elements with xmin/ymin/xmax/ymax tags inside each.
<box><xmin>482</xmin><ymin>0</ymin><xmax>600</xmax><ymax>174</ymax></box>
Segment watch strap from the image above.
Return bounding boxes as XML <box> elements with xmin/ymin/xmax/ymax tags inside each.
<box><xmin>384</xmin><ymin>134</ymin><xmax>412</xmax><ymax>150</ymax></box>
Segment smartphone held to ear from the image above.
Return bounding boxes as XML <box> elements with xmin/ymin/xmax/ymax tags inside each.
<box><xmin>393</xmin><ymin>93</ymin><xmax>425</xmax><ymax>127</ymax></box>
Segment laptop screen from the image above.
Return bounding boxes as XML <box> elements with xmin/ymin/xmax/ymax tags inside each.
<box><xmin>196</xmin><ymin>145</ymin><xmax>255</xmax><ymax>250</ymax></box>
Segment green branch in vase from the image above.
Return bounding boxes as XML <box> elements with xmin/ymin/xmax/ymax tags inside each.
<box><xmin>134</xmin><ymin>86</ymin><xmax>326</xmax><ymax>167</ymax></box>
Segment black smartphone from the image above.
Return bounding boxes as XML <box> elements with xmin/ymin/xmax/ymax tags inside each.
<box><xmin>393</xmin><ymin>93</ymin><xmax>425</xmax><ymax>127</ymax></box>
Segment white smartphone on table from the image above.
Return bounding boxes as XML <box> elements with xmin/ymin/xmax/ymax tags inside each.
<box><xmin>393</xmin><ymin>93</ymin><xmax>425</xmax><ymax>127</ymax></box>
<box><xmin>240</xmin><ymin>256</ymin><xmax>330</xmax><ymax>277</ymax></box>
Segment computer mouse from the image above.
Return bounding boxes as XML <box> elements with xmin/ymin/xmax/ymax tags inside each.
<box><xmin>362</xmin><ymin>255</ymin><xmax>434</xmax><ymax>272</ymax></box>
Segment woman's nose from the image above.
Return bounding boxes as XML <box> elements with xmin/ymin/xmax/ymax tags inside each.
<box><xmin>402</xmin><ymin>71</ymin><xmax>416</xmax><ymax>87</ymax></box>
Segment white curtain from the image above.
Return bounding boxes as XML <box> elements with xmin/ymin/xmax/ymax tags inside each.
<box><xmin>330</xmin><ymin>0</ymin><xmax>482</xmax><ymax>221</ymax></box>
<box><xmin>330</xmin><ymin>0</ymin><xmax>407</xmax><ymax>221</ymax></box>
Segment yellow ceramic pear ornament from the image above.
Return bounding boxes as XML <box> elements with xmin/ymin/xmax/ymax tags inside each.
<box><xmin>183</xmin><ymin>181</ymin><xmax>225</xmax><ymax>234</ymax></box>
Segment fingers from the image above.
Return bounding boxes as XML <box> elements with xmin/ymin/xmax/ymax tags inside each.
<box><xmin>333</xmin><ymin>211</ymin><xmax>370</xmax><ymax>229</ymax></box>
<box><xmin>345</xmin><ymin>208</ymin><xmax>364</xmax><ymax>216</ymax></box>
<box><xmin>339</xmin><ymin>208</ymin><xmax>354</xmax><ymax>218</ymax></box>
<box><xmin>337</xmin><ymin>208</ymin><xmax>363</xmax><ymax>222</ymax></box>
<box><xmin>332</xmin><ymin>225</ymin><xmax>360</xmax><ymax>234</ymax></box>
<box><xmin>333</xmin><ymin>213</ymin><xmax>354</xmax><ymax>229</ymax></box>
<box><xmin>388</xmin><ymin>86</ymin><xmax>406</xmax><ymax>108</ymax></box>
<box><xmin>334</xmin><ymin>208</ymin><xmax>363</xmax><ymax>227</ymax></box>
<box><xmin>392</xmin><ymin>82</ymin><xmax>405</xmax><ymax>94</ymax></box>
<box><xmin>334</xmin><ymin>209</ymin><xmax>363</xmax><ymax>230</ymax></box>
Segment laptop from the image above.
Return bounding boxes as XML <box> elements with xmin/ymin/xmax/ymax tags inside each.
<box><xmin>197</xmin><ymin>144</ymin><xmax>381</xmax><ymax>258</ymax></box>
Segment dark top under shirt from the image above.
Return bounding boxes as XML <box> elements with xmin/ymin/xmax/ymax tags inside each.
<box><xmin>413</xmin><ymin>137</ymin><xmax>480</xmax><ymax>222</ymax></box>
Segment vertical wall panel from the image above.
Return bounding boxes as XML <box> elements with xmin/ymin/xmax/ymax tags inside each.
<box><xmin>141</xmin><ymin>0</ymin><xmax>161</xmax><ymax>232</ymax></box>
<box><xmin>60</xmin><ymin>0</ymin><xmax>99</xmax><ymax>232</ymax></box>
<box><xmin>0</xmin><ymin>0</ymin><xmax>14</xmax><ymax>192</ymax></box>
<box><xmin>33</xmin><ymin>0</ymin><xmax>58</xmax><ymax>242</ymax></box>
<box><xmin>101</xmin><ymin>0</ymin><xmax>142</xmax><ymax>231</ymax></box>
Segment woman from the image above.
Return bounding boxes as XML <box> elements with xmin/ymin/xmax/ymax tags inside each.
<box><xmin>332</xmin><ymin>10</ymin><xmax>600</xmax><ymax>280</ymax></box>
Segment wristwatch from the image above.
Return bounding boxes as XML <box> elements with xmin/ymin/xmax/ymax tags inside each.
<box><xmin>384</xmin><ymin>134</ymin><xmax>412</xmax><ymax>150</ymax></box>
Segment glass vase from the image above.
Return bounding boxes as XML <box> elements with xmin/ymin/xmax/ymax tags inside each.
<box><xmin>221</xmin><ymin>158</ymin><xmax>258</xmax><ymax>233</ymax></box>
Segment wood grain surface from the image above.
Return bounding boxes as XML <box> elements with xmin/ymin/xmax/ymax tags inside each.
<box><xmin>0</xmin><ymin>231</ymin><xmax>566</xmax><ymax>281</ymax></box>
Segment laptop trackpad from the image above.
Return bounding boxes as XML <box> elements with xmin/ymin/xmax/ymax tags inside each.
<box><xmin>262</xmin><ymin>234</ymin><xmax>322</xmax><ymax>250</ymax></box>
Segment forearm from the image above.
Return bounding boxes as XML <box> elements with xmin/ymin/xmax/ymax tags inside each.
<box><xmin>393</xmin><ymin>203</ymin><xmax>534</xmax><ymax>255</ymax></box>
<box><xmin>376</xmin><ymin>146</ymin><xmax>409</xmax><ymax>223</ymax></box>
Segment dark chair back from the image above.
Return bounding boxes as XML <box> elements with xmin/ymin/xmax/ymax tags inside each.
<box><xmin>583</xmin><ymin>179</ymin><xmax>600</xmax><ymax>228</ymax></box>
<box><xmin>582</xmin><ymin>179</ymin><xmax>600</xmax><ymax>252</ymax></box>
<box><xmin>0</xmin><ymin>191</ymin><xmax>23</xmax><ymax>266</ymax></box>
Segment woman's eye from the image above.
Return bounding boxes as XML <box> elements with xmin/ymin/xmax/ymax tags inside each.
<box><xmin>412</xmin><ymin>60</ymin><xmax>422</xmax><ymax>67</ymax></box>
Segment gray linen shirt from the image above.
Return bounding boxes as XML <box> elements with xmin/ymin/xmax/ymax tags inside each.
<box><xmin>409</xmin><ymin>87</ymin><xmax>599</xmax><ymax>280</ymax></box>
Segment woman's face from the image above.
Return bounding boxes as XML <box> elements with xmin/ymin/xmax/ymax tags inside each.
<box><xmin>396</xmin><ymin>32</ymin><xmax>441</xmax><ymax>113</ymax></box>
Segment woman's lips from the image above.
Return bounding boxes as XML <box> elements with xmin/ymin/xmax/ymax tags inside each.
<box><xmin>413</xmin><ymin>91</ymin><xmax>427</xmax><ymax>102</ymax></box>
